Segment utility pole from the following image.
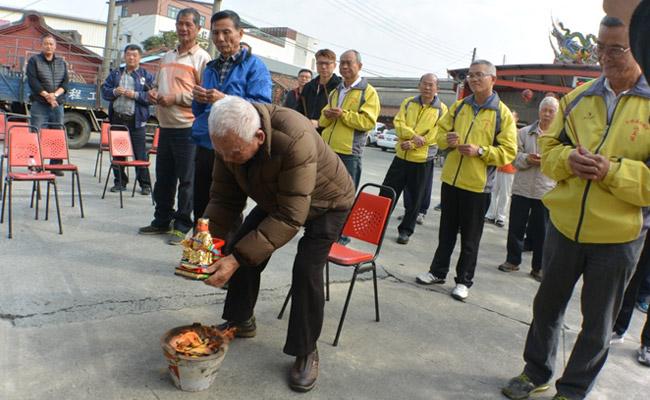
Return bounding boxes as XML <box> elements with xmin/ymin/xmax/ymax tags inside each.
<box><xmin>207</xmin><ymin>0</ymin><xmax>223</xmax><ymax>58</ymax></box>
<box><xmin>471</xmin><ymin>47</ymin><xmax>477</xmax><ymax>62</ymax></box>
<box><xmin>102</xmin><ymin>0</ymin><xmax>117</xmax><ymax>80</ymax></box>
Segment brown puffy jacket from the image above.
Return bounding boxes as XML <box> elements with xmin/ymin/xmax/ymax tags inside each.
<box><xmin>205</xmin><ymin>103</ymin><xmax>355</xmax><ymax>267</ymax></box>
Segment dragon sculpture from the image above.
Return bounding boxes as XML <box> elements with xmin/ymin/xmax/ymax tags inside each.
<box><xmin>549</xmin><ymin>20</ymin><xmax>598</xmax><ymax>64</ymax></box>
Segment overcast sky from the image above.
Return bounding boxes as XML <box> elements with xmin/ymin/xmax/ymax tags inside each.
<box><xmin>1</xmin><ymin>0</ymin><xmax>606</xmax><ymax>78</ymax></box>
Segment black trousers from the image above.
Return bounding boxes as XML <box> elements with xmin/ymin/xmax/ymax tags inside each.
<box><xmin>404</xmin><ymin>160</ymin><xmax>434</xmax><ymax>214</ymax></box>
<box><xmin>506</xmin><ymin>195</ymin><xmax>548</xmax><ymax>271</ymax></box>
<box><xmin>222</xmin><ymin>205</ymin><xmax>349</xmax><ymax>356</ymax></box>
<box><xmin>523</xmin><ymin>225</ymin><xmax>644</xmax><ymax>399</ymax></box>
<box><xmin>614</xmin><ymin>231</ymin><xmax>650</xmax><ymax>347</ymax></box>
<box><xmin>380</xmin><ymin>157</ymin><xmax>432</xmax><ymax>236</ymax></box>
<box><xmin>110</xmin><ymin>114</ymin><xmax>151</xmax><ymax>187</ymax></box>
<box><xmin>152</xmin><ymin>127</ymin><xmax>196</xmax><ymax>233</ymax></box>
<box><xmin>429</xmin><ymin>183</ymin><xmax>490</xmax><ymax>288</ymax></box>
<box><xmin>194</xmin><ymin>146</ymin><xmax>215</xmax><ymax>222</ymax></box>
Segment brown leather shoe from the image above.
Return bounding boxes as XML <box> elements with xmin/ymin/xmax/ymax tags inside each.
<box><xmin>289</xmin><ymin>349</ymin><xmax>319</xmax><ymax>392</ymax></box>
<box><xmin>215</xmin><ymin>316</ymin><xmax>256</xmax><ymax>338</ymax></box>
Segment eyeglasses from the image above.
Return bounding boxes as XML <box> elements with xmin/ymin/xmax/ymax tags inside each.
<box><xmin>595</xmin><ymin>44</ymin><xmax>631</xmax><ymax>58</ymax></box>
<box><xmin>467</xmin><ymin>72</ymin><xmax>491</xmax><ymax>80</ymax></box>
<box><xmin>316</xmin><ymin>61</ymin><xmax>335</xmax><ymax>67</ymax></box>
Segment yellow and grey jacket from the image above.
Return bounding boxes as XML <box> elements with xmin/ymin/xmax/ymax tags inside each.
<box><xmin>541</xmin><ymin>76</ymin><xmax>650</xmax><ymax>244</ymax></box>
<box><xmin>437</xmin><ymin>93</ymin><xmax>517</xmax><ymax>193</ymax></box>
<box><xmin>319</xmin><ymin>78</ymin><xmax>380</xmax><ymax>156</ymax></box>
<box><xmin>393</xmin><ymin>95</ymin><xmax>448</xmax><ymax>163</ymax></box>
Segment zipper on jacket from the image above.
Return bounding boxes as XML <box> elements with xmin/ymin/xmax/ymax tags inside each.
<box><xmin>451</xmin><ymin>114</ymin><xmax>477</xmax><ymax>186</ymax></box>
<box><xmin>573</xmin><ymin>100</ymin><xmax>619</xmax><ymax>242</ymax></box>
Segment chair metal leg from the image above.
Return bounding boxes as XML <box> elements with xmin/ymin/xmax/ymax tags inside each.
<box><xmin>52</xmin><ymin>180</ymin><xmax>62</xmax><ymax>234</ymax></box>
<box><xmin>101</xmin><ymin>165</ymin><xmax>111</xmax><ymax>199</ymax></box>
<box><xmin>277</xmin><ymin>288</ymin><xmax>292</xmax><ymax>320</ymax></box>
<box><xmin>35</xmin><ymin>182</ymin><xmax>40</xmax><ymax>220</ymax></box>
<box><xmin>131</xmin><ymin>172</ymin><xmax>137</xmax><ymax>198</ymax></box>
<box><xmin>93</xmin><ymin>147</ymin><xmax>100</xmax><ymax>177</ymax></box>
<box><xmin>71</xmin><ymin>172</ymin><xmax>75</xmax><ymax>207</ymax></box>
<box><xmin>7</xmin><ymin>180</ymin><xmax>12</xmax><ymax>238</ymax></box>
<box><xmin>1</xmin><ymin>180</ymin><xmax>6</xmax><ymax>223</ymax></box>
<box><xmin>326</xmin><ymin>262</ymin><xmax>330</xmax><ymax>301</ymax></box>
<box><xmin>98</xmin><ymin>149</ymin><xmax>104</xmax><ymax>183</ymax></box>
<box><xmin>118</xmin><ymin>170</ymin><xmax>124</xmax><ymax>208</ymax></box>
<box><xmin>75</xmin><ymin>171</ymin><xmax>84</xmax><ymax>218</ymax></box>
<box><xmin>333</xmin><ymin>266</ymin><xmax>360</xmax><ymax>347</ymax></box>
<box><xmin>45</xmin><ymin>180</ymin><xmax>51</xmax><ymax>221</ymax></box>
<box><xmin>372</xmin><ymin>262</ymin><xmax>380</xmax><ymax>322</ymax></box>
<box><xmin>30</xmin><ymin>181</ymin><xmax>36</xmax><ymax>208</ymax></box>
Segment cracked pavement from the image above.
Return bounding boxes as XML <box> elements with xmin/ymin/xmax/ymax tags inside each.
<box><xmin>1</xmin><ymin>142</ymin><xmax>648</xmax><ymax>399</ymax></box>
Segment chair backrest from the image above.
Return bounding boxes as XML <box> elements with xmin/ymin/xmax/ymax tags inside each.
<box><xmin>40</xmin><ymin>126</ymin><xmax>70</xmax><ymax>162</ymax></box>
<box><xmin>3</xmin><ymin>121</ymin><xmax>29</xmax><ymax>156</ymax></box>
<box><xmin>109</xmin><ymin>126</ymin><xmax>134</xmax><ymax>158</ymax></box>
<box><xmin>151</xmin><ymin>127</ymin><xmax>160</xmax><ymax>150</ymax></box>
<box><xmin>100</xmin><ymin>121</ymin><xmax>110</xmax><ymax>147</ymax></box>
<box><xmin>0</xmin><ymin>111</ymin><xmax>6</xmax><ymax>138</ymax></box>
<box><xmin>341</xmin><ymin>184</ymin><xmax>395</xmax><ymax>246</ymax></box>
<box><xmin>7</xmin><ymin>125</ymin><xmax>43</xmax><ymax>170</ymax></box>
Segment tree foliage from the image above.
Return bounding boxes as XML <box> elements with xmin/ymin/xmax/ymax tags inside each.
<box><xmin>141</xmin><ymin>31</ymin><xmax>210</xmax><ymax>52</ymax></box>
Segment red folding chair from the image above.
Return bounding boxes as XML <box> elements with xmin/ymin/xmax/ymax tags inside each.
<box><xmin>101</xmin><ymin>125</ymin><xmax>151</xmax><ymax>208</ymax></box>
<box><xmin>93</xmin><ymin>120</ymin><xmax>110</xmax><ymax>182</ymax></box>
<box><xmin>0</xmin><ymin>125</ymin><xmax>62</xmax><ymax>238</ymax></box>
<box><xmin>277</xmin><ymin>183</ymin><xmax>397</xmax><ymax>346</ymax></box>
<box><xmin>40</xmin><ymin>124</ymin><xmax>84</xmax><ymax>218</ymax></box>
<box><xmin>0</xmin><ymin>118</ymin><xmax>30</xmax><ymax>198</ymax></box>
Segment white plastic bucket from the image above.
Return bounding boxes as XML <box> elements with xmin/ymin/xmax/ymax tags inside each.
<box><xmin>161</xmin><ymin>324</ymin><xmax>229</xmax><ymax>392</ymax></box>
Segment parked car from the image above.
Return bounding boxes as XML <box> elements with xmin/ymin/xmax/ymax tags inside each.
<box><xmin>376</xmin><ymin>128</ymin><xmax>397</xmax><ymax>151</ymax></box>
<box><xmin>366</xmin><ymin>122</ymin><xmax>386</xmax><ymax>146</ymax></box>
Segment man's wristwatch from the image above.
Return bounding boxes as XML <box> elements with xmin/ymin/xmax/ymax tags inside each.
<box><xmin>477</xmin><ymin>146</ymin><xmax>485</xmax><ymax>157</ymax></box>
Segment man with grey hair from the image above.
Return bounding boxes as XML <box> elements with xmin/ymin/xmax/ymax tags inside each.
<box><xmin>503</xmin><ymin>16</ymin><xmax>650</xmax><ymax>400</ymax></box>
<box><xmin>138</xmin><ymin>8</ymin><xmax>211</xmax><ymax>244</ymax></box>
<box><xmin>416</xmin><ymin>59</ymin><xmax>517</xmax><ymax>301</ymax></box>
<box><xmin>496</xmin><ymin>97</ymin><xmax>559</xmax><ymax>281</ymax></box>
<box><xmin>202</xmin><ymin>96</ymin><xmax>355</xmax><ymax>392</ymax></box>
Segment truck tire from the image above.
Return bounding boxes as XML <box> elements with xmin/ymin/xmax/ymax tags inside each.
<box><xmin>64</xmin><ymin>112</ymin><xmax>91</xmax><ymax>149</ymax></box>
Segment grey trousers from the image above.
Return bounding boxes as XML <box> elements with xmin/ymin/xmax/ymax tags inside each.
<box><xmin>522</xmin><ymin>224</ymin><xmax>645</xmax><ymax>399</ymax></box>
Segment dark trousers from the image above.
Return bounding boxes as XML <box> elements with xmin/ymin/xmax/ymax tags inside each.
<box><xmin>222</xmin><ymin>206</ymin><xmax>349</xmax><ymax>356</ymax></box>
<box><xmin>110</xmin><ymin>115</ymin><xmax>151</xmax><ymax>187</ymax></box>
<box><xmin>429</xmin><ymin>183</ymin><xmax>490</xmax><ymax>288</ymax></box>
<box><xmin>152</xmin><ymin>127</ymin><xmax>196</xmax><ymax>233</ymax></box>
<box><xmin>337</xmin><ymin>153</ymin><xmax>361</xmax><ymax>189</ymax></box>
<box><xmin>639</xmin><ymin>263</ymin><xmax>650</xmax><ymax>302</ymax></box>
<box><xmin>30</xmin><ymin>101</ymin><xmax>63</xmax><ymax>165</ymax></box>
<box><xmin>194</xmin><ymin>146</ymin><xmax>215</xmax><ymax>222</ymax></box>
<box><xmin>523</xmin><ymin>225</ymin><xmax>644</xmax><ymax>399</ymax></box>
<box><xmin>506</xmin><ymin>195</ymin><xmax>548</xmax><ymax>271</ymax></box>
<box><xmin>614</xmin><ymin>232</ymin><xmax>650</xmax><ymax>347</ymax></box>
<box><xmin>404</xmin><ymin>159</ymin><xmax>434</xmax><ymax>215</ymax></box>
<box><xmin>380</xmin><ymin>157</ymin><xmax>432</xmax><ymax>236</ymax></box>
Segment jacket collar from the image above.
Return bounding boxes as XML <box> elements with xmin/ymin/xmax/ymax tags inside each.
<box><xmin>526</xmin><ymin>120</ymin><xmax>540</xmax><ymax>135</ymax></box>
<box><xmin>252</xmin><ymin>103</ymin><xmax>274</xmax><ymax>162</ymax></box>
<box><xmin>584</xmin><ymin>75</ymin><xmax>650</xmax><ymax>100</ymax></box>
<box><xmin>413</xmin><ymin>95</ymin><xmax>442</xmax><ymax>109</ymax></box>
<box><xmin>463</xmin><ymin>91</ymin><xmax>500</xmax><ymax>111</ymax></box>
<box><xmin>336</xmin><ymin>77</ymin><xmax>368</xmax><ymax>92</ymax></box>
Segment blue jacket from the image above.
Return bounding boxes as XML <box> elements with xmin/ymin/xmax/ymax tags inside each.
<box><xmin>192</xmin><ymin>49</ymin><xmax>272</xmax><ymax>149</ymax></box>
<box><xmin>101</xmin><ymin>66</ymin><xmax>155</xmax><ymax>128</ymax></box>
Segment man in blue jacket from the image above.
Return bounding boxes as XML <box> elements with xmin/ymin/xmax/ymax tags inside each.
<box><xmin>192</xmin><ymin>9</ymin><xmax>272</xmax><ymax>222</ymax></box>
<box><xmin>101</xmin><ymin>44</ymin><xmax>155</xmax><ymax>194</ymax></box>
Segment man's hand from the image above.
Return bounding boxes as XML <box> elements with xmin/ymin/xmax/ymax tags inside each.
<box><xmin>400</xmin><ymin>140</ymin><xmax>413</xmax><ymax>150</ymax></box>
<box><xmin>527</xmin><ymin>153</ymin><xmax>541</xmax><ymax>166</ymax></box>
<box><xmin>192</xmin><ymin>85</ymin><xmax>224</xmax><ymax>104</ymax></box>
<box><xmin>412</xmin><ymin>135</ymin><xmax>426</xmax><ymax>148</ymax></box>
<box><xmin>446</xmin><ymin>132</ymin><xmax>459</xmax><ymax>148</ymax></box>
<box><xmin>204</xmin><ymin>254</ymin><xmax>240</xmax><ymax>288</ymax></box>
<box><xmin>114</xmin><ymin>87</ymin><xmax>127</xmax><ymax>96</ymax></box>
<box><xmin>148</xmin><ymin>89</ymin><xmax>159</xmax><ymax>104</ymax></box>
<box><xmin>568</xmin><ymin>146</ymin><xmax>600</xmax><ymax>179</ymax></box>
<box><xmin>586</xmin><ymin>153</ymin><xmax>610</xmax><ymax>181</ymax></box>
<box><xmin>324</xmin><ymin>108</ymin><xmax>343</xmax><ymax>119</ymax></box>
<box><xmin>48</xmin><ymin>99</ymin><xmax>59</xmax><ymax>108</ymax></box>
<box><xmin>310</xmin><ymin>119</ymin><xmax>320</xmax><ymax>128</ymax></box>
<box><xmin>457</xmin><ymin>144</ymin><xmax>479</xmax><ymax>157</ymax></box>
<box><xmin>157</xmin><ymin>94</ymin><xmax>176</xmax><ymax>107</ymax></box>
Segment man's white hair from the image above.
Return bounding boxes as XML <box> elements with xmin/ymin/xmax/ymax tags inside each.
<box><xmin>539</xmin><ymin>96</ymin><xmax>560</xmax><ymax>111</ymax></box>
<box><xmin>470</xmin><ymin>59</ymin><xmax>497</xmax><ymax>77</ymax></box>
<box><xmin>208</xmin><ymin>96</ymin><xmax>261</xmax><ymax>142</ymax></box>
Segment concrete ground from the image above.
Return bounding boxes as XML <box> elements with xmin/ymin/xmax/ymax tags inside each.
<box><xmin>1</xmin><ymin>141</ymin><xmax>648</xmax><ymax>400</ymax></box>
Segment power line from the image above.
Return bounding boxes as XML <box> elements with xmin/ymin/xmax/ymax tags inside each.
<box><xmin>0</xmin><ymin>0</ymin><xmax>46</xmax><ymax>19</ymax></box>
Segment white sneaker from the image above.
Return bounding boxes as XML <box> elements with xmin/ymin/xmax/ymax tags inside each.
<box><xmin>416</xmin><ymin>213</ymin><xmax>425</xmax><ymax>225</ymax></box>
<box><xmin>610</xmin><ymin>332</ymin><xmax>625</xmax><ymax>345</ymax></box>
<box><xmin>638</xmin><ymin>345</ymin><xmax>650</xmax><ymax>367</ymax></box>
<box><xmin>415</xmin><ymin>272</ymin><xmax>445</xmax><ymax>285</ymax></box>
<box><xmin>451</xmin><ymin>284</ymin><xmax>469</xmax><ymax>301</ymax></box>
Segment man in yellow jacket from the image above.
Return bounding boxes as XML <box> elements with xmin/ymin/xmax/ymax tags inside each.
<box><xmin>503</xmin><ymin>16</ymin><xmax>650</xmax><ymax>400</ymax></box>
<box><xmin>319</xmin><ymin>50</ymin><xmax>380</xmax><ymax>189</ymax></box>
<box><xmin>380</xmin><ymin>73</ymin><xmax>447</xmax><ymax>244</ymax></box>
<box><xmin>415</xmin><ymin>59</ymin><xmax>517</xmax><ymax>301</ymax></box>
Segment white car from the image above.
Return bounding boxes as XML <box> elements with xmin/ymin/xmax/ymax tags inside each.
<box><xmin>366</xmin><ymin>122</ymin><xmax>386</xmax><ymax>146</ymax></box>
<box><xmin>376</xmin><ymin>128</ymin><xmax>397</xmax><ymax>151</ymax></box>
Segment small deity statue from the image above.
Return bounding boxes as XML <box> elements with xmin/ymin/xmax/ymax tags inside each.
<box><xmin>181</xmin><ymin>218</ymin><xmax>217</xmax><ymax>266</ymax></box>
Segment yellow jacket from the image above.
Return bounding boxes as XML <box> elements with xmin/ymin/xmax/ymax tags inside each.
<box><xmin>319</xmin><ymin>78</ymin><xmax>380</xmax><ymax>156</ymax></box>
<box><xmin>541</xmin><ymin>76</ymin><xmax>650</xmax><ymax>244</ymax></box>
<box><xmin>393</xmin><ymin>96</ymin><xmax>448</xmax><ymax>163</ymax></box>
<box><xmin>437</xmin><ymin>93</ymin><xmax>517</xmax><ymax>193</ymax></box>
